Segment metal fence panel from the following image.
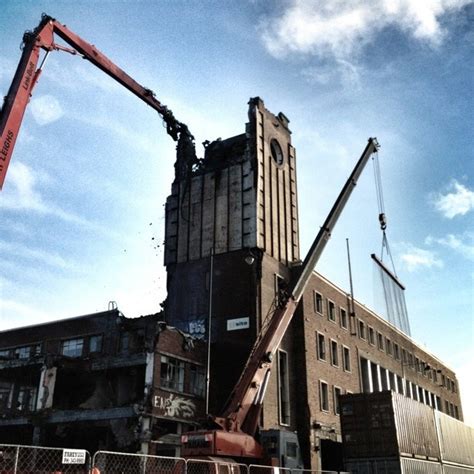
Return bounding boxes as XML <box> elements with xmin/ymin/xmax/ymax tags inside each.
<box><xmin>186</xmin><ymin>458</ymin><xmax>248</xmax><ymax>473</ymax></box>
<box><xmin>93</xmin><ymin>450</ymin><xmax>185</xmax><ymax>473</ymax></box>
<box><xmin>248</xmin><ymin>464</ymin><xmax>292</xmax><ymax>474</ymax></box>
<box><xmin>0</xmin><ymin>444</ymin><xmax>91</xmax><ymax>473</ymax></box>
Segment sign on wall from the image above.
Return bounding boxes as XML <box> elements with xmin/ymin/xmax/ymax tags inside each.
<box><xmin>227</xmin><ymin>317</ymin><xmax>250</xmax><ymax>331</ymax></box>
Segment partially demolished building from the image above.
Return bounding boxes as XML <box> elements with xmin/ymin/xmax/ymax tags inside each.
<box><xmin>0</xmin><ymin>309</ymin><xmax>206</xmax><ymax>454</ymax></box>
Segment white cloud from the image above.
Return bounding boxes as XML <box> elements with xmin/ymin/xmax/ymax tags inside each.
<box><xmin>258</xmin><ymin>0</ymin><xmax>472</xmax><ymax>59</ymax></box>
<box><xmin>0</xmin><ymin>162</ymin><xmax>123</xmax><ymax>241</ymax></box>
<box><xmin>30</xmin><ymin>95</ymin><xmax>64</xmax><ymax>125</ymax></box>
<box><xmin>433</xmin><ymin>179</ymin><xmax>474</xmax><ymax>218</ymax></box>
<box><xmin>399</xmin><ymin>243</ymin><xmax>443</xmax><ymax>271</ymax></box>
<box><xmin>0</xmin><ymin>240</ymin><xmax>74</xmax><ymax>271</ymax></box>
<box><xmin>426</xmin><ymin>232</ymin><xmax>474</xmax><ymax>260</ymax></box>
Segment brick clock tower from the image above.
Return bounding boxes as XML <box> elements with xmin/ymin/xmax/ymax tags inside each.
<box><xmin>164</xmin><ymin>98</ymin><xmax>300</xmax><ymax>417</ymax></box>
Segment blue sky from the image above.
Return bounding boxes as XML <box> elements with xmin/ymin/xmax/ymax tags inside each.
<box><xmin>1</xmin><ymin>0</ymin><xmax>472</xmax><ymax>423</ymax></box>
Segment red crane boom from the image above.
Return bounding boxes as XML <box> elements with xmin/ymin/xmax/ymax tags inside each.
<box><xmin>0</xmin><ymin>14</ymin><xmax>194</xmax><ymax>189</ymax></box>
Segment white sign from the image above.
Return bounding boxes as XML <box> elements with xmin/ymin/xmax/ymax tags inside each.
<box><xmin>227</xmin><ymin>317</ymin><xmax>250</xmax><ymax>331</ymax></box>
<box><xmin>62</xmin><ymin>449</ymin><xmax>86</xmax><ymax>465</ymax></box>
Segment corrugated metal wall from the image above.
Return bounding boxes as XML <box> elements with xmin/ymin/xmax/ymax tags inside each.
<box><xmin>442</xmin><ymin>465</ymin><xmax>474</xmax><ymax>473</ymax></box>
<box><xmin>400</xmin><ymin>457</ymin><xmax>443</xmax><ymax>474</ymax></box>
<box><xmin>392</xmin><ymin>392</ymin><xmax>440</xmax><ymax>460</ymax></box>
<box><xmin>436</xmin><ymin>411</ymin><xmax>474</xmax><ymax>466</ymax></box>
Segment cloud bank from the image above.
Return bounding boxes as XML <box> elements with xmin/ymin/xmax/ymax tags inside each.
<box><xmin>399</xmin><ymin>243</ymin><xmax>443</xmax><ymax>271</ymax></box>
<box><xmin>258</xmin><ymin>0</ymin><xmax>472</xmax><ymax>59</ymax></box>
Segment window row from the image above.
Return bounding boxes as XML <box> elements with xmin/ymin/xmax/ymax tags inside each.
<box><xmin>160</xmin><ymin>355</ymin><xmax>205</xmax><ymax>398</ymax></box>
<box><xmin>360</xmin><ymin>357</ymin><xmax>460</xmax><ymax>419</ymax></box>
<box><xmin>319</xmin><ymin>380</ymin><xmax>351</xmax><ymax>415</ymax></box>
<box><xmin>0</xmin><ymin>382</ymin><xmax>37</xmax><ymax>412</ymax></box>
<box><xmin>314</xmin><ymin>292</ymin><xmax>348</xmax><ymax>329</ymax></box>
<box><xmin>316</xmin><ymin>333</ymin><xmax>351</xmax><ymax>372</ymax></box>
<box><xmin>0</xmin><ymin>344</ymin><xmax>42</xmax><ymax>360</ymax></box>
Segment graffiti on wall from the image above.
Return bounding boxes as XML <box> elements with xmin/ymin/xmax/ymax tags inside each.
<box><xmin>154</xmin><ymin>393</ymin><xmax>196</xmax><ymax>419</ymax></box>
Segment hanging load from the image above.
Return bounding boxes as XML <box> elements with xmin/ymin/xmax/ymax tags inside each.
<box><xmin>371</xmin><ymin>148</ymin><xmax>411</xmax><ymax>335</ymax></box>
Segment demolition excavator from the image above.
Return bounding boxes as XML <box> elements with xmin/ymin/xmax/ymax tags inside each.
<box><xmin>0</xmin><ymin>14</ymin><xmax>197</xmax><ymax>190</ymax></box>
<box><xmin>1</xmin><ymin>14</ymin><xmax>380</xmax><ymax>469</ymax></box>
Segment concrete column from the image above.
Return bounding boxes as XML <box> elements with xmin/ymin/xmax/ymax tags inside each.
<box><xmin>36</xmin><ymin>366</ymin><xmax>57</xmax><ymax>410</ymax></box>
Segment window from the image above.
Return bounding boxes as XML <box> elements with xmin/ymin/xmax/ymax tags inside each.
<box><xmin>119</xmin><ymin>332</ymin><xmax>130</xmax><ymax>354</ymax></box>
<box><xmin>368</xmin><ymin>327</ymin><xmax>375</xmax><ymax>345</ymax></box>
<box><xmin>418</xmin><ymin>386</ymin><xmax>424</xmax><ymax>403</ymax></box>
<box><xmin>15</xmin><ymin>346</ymin><xmax>30</xmax><ymax>359</ymax></box>
<box><xmin>408</xmin><ymin>353</ymin><xmax>414</xmax><ymax>369</ymax></box>
<box><xmin>278</xmin><ymin>350</ymin><xmax>291</xmax><ymax>425</ymax></box>
<box><xmin>436</xmin><ymin>396</ymin><xmax>441</xmax><ymax>411</ymax></box>
<box><xmin>190</xmin><ymin>365</ymin><xmax>205</xmax><ymax>397</ymax></box>
<box><xmin>328</xmin><ymin>300</ymin><xmax>336</xmax><ymax>322</ymax></box>
<box><xmin>334</xmin><ymin>387</ymin><xmax>342</xmax><ymax>415</ymax></box>
<box><xmin>17</xmin><ymin>386</ymin><xmax>37</xmax><ymax>411</ymax></box>
<box><xmin>160</xmin><ymin>356</ymin><xmax>185</xmax><ymax>392</ymax></box>
<box><xmin>377</xmin><ymin>332</ymin><xmax>384</xmax><ymax>351</ymax></box>
<box><xmin>415</xmin><ymin>357</ymin><xmax>421</xmax><ymax>373</ymax></box>
<box><xmin>314</xmin><ymin>292</ymin><xmax>323</xmax><ymax>314</ymax></box>
<box><xmin>61</xmin><ymin>338</ymin><xmax>84</xmax><ymax>358</ymax></box>
<box><xmin>396</xmin><ymin>375</ymin><xmax>404</xmax><ymax>395</ymax></box>
<box><xmin>330</xmin><ymin>340</ymin><xmax>339</xmax><ymax>367</ymax></box>
<box><xmin>394</xmin><ymin>343</ymin><xmax>400</xmax><ymax>360</ymax></box>
<box><xmin>317</xmin><ymin>333</ymin><xmax>326</xmax><ymax>361</ymax></box>
<box><xmin>320</xmin><ymin>381</ymin><xmax>329</xmax><ymax>412</ymax></box>
<box><xmin>358</xmin><ymin>320</ymin><xmax>366</xmax><ymax>340</ymax></box>
<box><xmin>340</xmin><ymin>308</ymin><xmax>348</xmax><ymax>329</ymax></box>
<box><xmin>89</xmin><ymin>335</ymin><xmax>103</xmax><ymax>353</ymax></box>
<box><xmin>454</xmin><ymin>405</ymin><xmax>459</xmax><ymax>419</ymax></box>
<box><xmin>0</xmin><ymin>383</ymin><xmax>12</xmax><ymax>409</ymax></box>
<box><xmin>451</xmin><ymin>381</ymin><xmax>456</xmax><ymax>393</ymax></box>
<box><xmin>402</xmin><ymin>348</ymin><xmax>407</xmax><ymax>364</ymax></box>
<box><xmin>275</xmin><ymin>274</ymin><xmax>287</xmax><ymax>307</ymax></box>
<box><xmin>412</xmin><ymin>384</ymin><xmax>418</xmax><ymax>401</ymax></box>
<box><xmin>343</xmin><ymin>346</ymin><xmax>351</xmax><ymax>372</ymax></box>
<box><xmin>386</xmin><ymin>338</ymin><xmax>392</xmax><ymax>356</ymax></box>
<box><xmin>445</xmin><ymin>400</ymin><xmax>449</xmax><ymax>414</ymax></box>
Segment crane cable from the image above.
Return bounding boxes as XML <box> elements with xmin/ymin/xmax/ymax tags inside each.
<box><xmin>372</xmin><ymin>151</ymin><xmax>397</xmax><ymax>276</ymax></box>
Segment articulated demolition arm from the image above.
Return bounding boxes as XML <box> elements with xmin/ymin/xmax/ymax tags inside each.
<box><xmin>217</xmin><ymin>138</ymin><xmax>380</xmax><ymax>437</ymax></box>
<box><xmin>0</xmin><ymin>14</ymin><xmax>194</xmax><ymax>189</ymax></box>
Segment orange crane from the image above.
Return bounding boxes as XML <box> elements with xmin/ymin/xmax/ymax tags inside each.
<box><xmin>0</xmin><ymin>14</ymin><xmax>196</xmax><ymax>190</ymax></box>
<box><xmin>181</xmin><ymin>137</ymin><xmax>380</xmax><ymax>466</ymax></box>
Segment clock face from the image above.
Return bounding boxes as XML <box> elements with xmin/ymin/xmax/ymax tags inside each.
<box><xmin>270</xmin><ymin>139</ymin><xmax>284</xmax><ymax>166</ymax></box>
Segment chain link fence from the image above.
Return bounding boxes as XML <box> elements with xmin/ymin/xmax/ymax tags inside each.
<box><xmin>0</xmin><ymin>444</ymin><xmax>91</xmax><ymax>473</ymax></box>
<box><xmin>0</xmin><ymin>445</ymin><xmax>350</xmax><ymax>473</ymax></box>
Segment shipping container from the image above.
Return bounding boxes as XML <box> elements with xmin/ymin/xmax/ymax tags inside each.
<box><xmin>442</xmin><ymin>465</ymin><xmax>474</xmax><ymax>473</ymax></box>
<box><xmin>340</xmin><ymin>391</ymin><xmax>440</xmax><ymax>460</ymax></box>
<box><xmin>344</xmin><ymin>456</ymin><xmax>442</xmax><ymax>474</ymax></box>
<box><xmin>436</xmin><ymin>411</ymin><xmax>474</xmax><ymax>466</ymax></box>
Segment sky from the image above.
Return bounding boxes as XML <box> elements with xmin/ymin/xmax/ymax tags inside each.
<box><xmin>0</xmin><ymin>0</ymin><xmax>472</xmax><ymax>424</ymax></box>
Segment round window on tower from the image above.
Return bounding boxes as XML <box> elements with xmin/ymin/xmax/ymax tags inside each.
<box><xmin>270</xmin><ymin>139</ymin><xmax>284</xmax><ymax>166</ymax></box>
